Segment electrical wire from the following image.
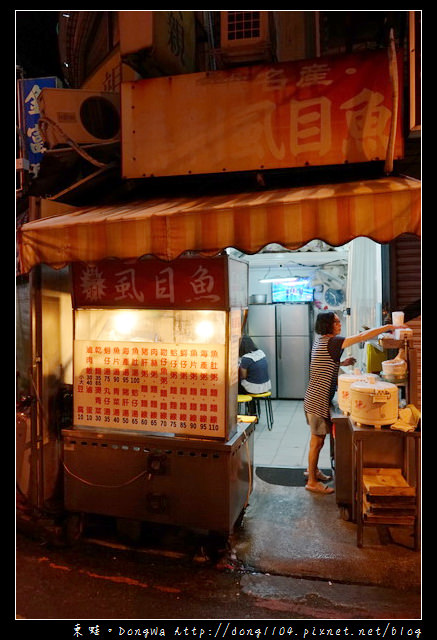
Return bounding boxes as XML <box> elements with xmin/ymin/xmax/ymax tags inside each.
<box><xmin>243</xmin><ymin>432</ymin><xmax>253</xmax><ymax>508</ymax></box>
<box><xmin>283</xmin><ymin>257</ymin><xmax>348</xmax><ymax>269</ymax></box>
<box><xmin>62</xmin><ymin>461</ymin><xmax>150</xmax><ymax>489</ymax></box>
<box><xmin>38</xmin><ymin>116</ymin><xmax>109</xmax><ymax>168</ymax></box>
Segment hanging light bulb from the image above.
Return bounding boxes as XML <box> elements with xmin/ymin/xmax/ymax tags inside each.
<box><xmin>113</xmin><ymin>311</ymin><xmax>136</xmax><ymax>336</ymax></box>
<box><xmin>195</xmin><ymin>320</ymin><xmax>215</xmax><ymax>341</ymax></box>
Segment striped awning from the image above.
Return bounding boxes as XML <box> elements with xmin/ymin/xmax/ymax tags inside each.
<box><xmin>18</xmin><ymin>176</ymin><xmax>421</xmax><ymax>273</ymax></box>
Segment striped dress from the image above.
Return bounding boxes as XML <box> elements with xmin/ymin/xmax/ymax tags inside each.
<box><xmin>303</xmin><ymin>335</ymin><xmax>344</xmax><ymax>419</ymax></box>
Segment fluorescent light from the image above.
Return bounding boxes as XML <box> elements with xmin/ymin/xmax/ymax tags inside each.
<box><xmin>259</xmin><ymin>276</ymin><xmax>300</xmax><ymax>284</ymax></box>
<box><xmin>259</xmin><ymin>265</ymin><xmax>301</xmax><ymax>284</ymax></box>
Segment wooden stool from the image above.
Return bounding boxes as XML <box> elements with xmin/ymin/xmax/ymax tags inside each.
<box><xmin>249</xmin><ymin>391</ymin><xmax>274</xmax><ymax>430</ymax></box>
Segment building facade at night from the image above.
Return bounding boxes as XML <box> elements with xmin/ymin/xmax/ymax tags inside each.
<box><xmin>16</xmin><ymin>11</ymin><xmax>421</xmax><ymax>523</ymax></box>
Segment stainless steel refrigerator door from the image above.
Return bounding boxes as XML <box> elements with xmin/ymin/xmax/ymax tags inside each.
<box><xmin>247</xmin><ymin>305</ymin><xmax>276</xmax><ymax>336</ymax></box>
<box><xmin>276</xmin><ymin>303</ymin><xmax>310</xmax><ymax>336</ymax></box>
<box><xmin>277</xmin><ymin>335</ymin><xmax>310</xmax><ymax>398</ymax></box>
<box><xmin>250</xmin><ymin>335</ymin><xmax>277</xmax><ymax>398</ymax></box>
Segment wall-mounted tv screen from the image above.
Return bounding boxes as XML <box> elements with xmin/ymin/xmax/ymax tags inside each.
<box><xmin>271</xmin><ymin>278</ymin><xmax>314</xmax><ymax>303</ymax></box>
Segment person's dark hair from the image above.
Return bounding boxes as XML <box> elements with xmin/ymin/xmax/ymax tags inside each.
<box><xmin>315</xmin><ymin>311</ymin><xmax>337</xmax><ymax>335</ymax></box>
<box><xmin>239</xmin><ymin>335</ymin><xmax>258</xmax><ymax>357</ymax></box>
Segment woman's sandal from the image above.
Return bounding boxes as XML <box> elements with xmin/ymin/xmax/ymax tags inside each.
<box><xmin>304</xmin><ymin>470</ymin><xmax>332</xmax><ymax>482</ymax></box>
<box><xmin>305</xmin><ymin>482</ymin><xmax>334</xmax><ymax>495</ymax></box>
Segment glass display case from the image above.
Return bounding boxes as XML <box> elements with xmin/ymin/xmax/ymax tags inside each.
<box><xmin>70</xmin><ymin>255</ymin><xmax>248</xmax><ymax>441</ymax></box>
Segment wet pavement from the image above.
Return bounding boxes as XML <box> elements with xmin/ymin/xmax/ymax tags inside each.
<box><xmin>232</xmin><ymin>477</ymin><xmax>421</xmax><ymax>592</ymax></box>
<box><xmin>16</xmin><ymin>470</ymin><xmax>422</xmax><ymax>622</ymax></box>
<box><xmin>232</xmin><ymin>474</ymin><xmax>421</xmax><ymax>620</ymax></box>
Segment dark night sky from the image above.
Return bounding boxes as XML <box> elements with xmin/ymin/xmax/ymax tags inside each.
<box><xmin>16</xmin><ymin>10</ymin><xmax>63</xmax><ymax>79</ymax></box>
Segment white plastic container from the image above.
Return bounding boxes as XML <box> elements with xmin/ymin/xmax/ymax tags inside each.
<box><xmin>394</xmin><ymin>327</ymin><xmax>413</xmax><ymax>341</ymax></box>
<box><xmin>350</xmin><ymin>376</ymin><xmax>398</xmax><ymax>428</ymax></box>
<box><xmin>382</xmin><ymin>358</ymin><xmax>407</xmax><ymax>377</ymax></box>
<box><xmin>392</xmin><ymin>311</ymin><xmax>404</xmax><ymax>326</ymax></box>
<box><xmin>338</xmin><ymin>369</ymin><xmax>370</xmax><ymax>415</ymax></box>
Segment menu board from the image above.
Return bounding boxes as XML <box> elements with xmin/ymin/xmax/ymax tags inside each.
<box><xmin>73</xmin><ymin>339</ymin><xmax>226</xmax><ymax>438</ymax></box>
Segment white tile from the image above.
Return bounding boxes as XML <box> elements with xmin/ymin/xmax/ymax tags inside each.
<box><xmin>254</xmin><ymin>400</ymin><xmax>308</xmax><ymax>468</ymax></box>
<box><xmin>254</xmin><ymin>452</ymin><xmax>276</xmax><ymax>466</ymax></box>
<box><xmin>252</xmin><ymin>399</ymin><xmax>336</xmax><ymax>471</ymax></box>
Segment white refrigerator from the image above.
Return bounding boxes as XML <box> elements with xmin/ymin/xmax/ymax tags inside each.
<box><xmin>275</xmin><ymin>303</ymin><xmax>313</xmax><ymax>399</ymax></box>
<box><xmin>247</xmin><ymin>303</ymin><xmax>313</xmax><ymax>399</ymax></box>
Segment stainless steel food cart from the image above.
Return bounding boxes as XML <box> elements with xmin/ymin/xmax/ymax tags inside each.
<box><xmin>62</xmin><ymin>254</ymin><xmax>254</xmax><ymax>535</ymax></box>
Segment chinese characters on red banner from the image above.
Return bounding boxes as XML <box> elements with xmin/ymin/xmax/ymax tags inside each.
<box><xmin>121</xmin><ymin>49</ymin><xmax>404</xmax><ymax>178</ymax></box>
<box><xmin>72</xmin><ymin>258</ymin><xmax>227</xmax><ymax>309</ymax></box>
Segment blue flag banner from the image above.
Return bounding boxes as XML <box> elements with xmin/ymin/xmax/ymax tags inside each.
<box><xmin>18</xmin><ymin>76</ymin><xmax>58</xmax><ymax>176</ymax></box>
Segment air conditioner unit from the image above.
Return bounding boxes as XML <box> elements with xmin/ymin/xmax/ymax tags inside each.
<box><xmin>38</xmin><ymin>89</ymin><xmax>120</xmax><ymax>149</ymax></box>
<box><xmin>219</xmin><ymin>11</ymin><xmax>272</xmax><ymax>64</ymax></box>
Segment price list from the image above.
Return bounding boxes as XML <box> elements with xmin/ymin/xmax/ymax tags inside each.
<box><xmin>73</xmin><ymin>340</ymin><xmax>226</xmax><ymax>438</ymax></box>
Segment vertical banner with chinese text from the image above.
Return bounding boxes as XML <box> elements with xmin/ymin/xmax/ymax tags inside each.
<box><xmin>17</xmin><ymin>77</ymin><xmax>58</xmax><ymax>178</ymax></box>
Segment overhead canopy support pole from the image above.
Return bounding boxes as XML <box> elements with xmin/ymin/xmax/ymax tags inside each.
<box><xmin>385</xmin><ymin>27</ymin><xmax>399</xmax><ymax>175</ymax></box>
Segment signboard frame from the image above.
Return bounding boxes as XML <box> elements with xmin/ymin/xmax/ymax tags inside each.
<box><xmin>122</xmin><ymin>49</ymin><xmax>404</xmax><ymax>178</ymax></box>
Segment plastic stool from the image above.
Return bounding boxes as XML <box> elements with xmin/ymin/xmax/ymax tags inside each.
<box><xmin>249</xmin><ymin>391</ymin><xmax>274</xmax><ymax>430</ymax></box>
<box><xmin>238</xmin><ymin>394</ymin><xmax>254</xmax><ymax>416</ymax></box>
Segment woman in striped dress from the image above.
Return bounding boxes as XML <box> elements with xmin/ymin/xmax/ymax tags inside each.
<box><xmin>303</xmin><ymin>312</ymin><xmax>402</xmax><ymax>494</ymax></box>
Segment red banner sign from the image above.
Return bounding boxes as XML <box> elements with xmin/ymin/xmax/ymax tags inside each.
<box><xmin>122</xmin><ymin>49</ymin><xmax>404</xmax><ymax>177</ymax></box>
<box><xmin>71</xmin><ymin>257</ymin><xmax>230</xmax><ymax>309</ymax></box>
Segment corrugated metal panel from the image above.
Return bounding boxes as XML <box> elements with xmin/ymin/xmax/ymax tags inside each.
<box><xmin>391</xmin><ymin>235</ymin><xmax>421</xmax><ymax>410</ymax></box>
<box><xmin>407</xmin><ymin>317</ymin><xmax>421</xmax><ymax>411</ymax></box>
<box><xmin>393</xmin><ymin>235</ymin><xmax>421</xmax><ymax>310</ymax></box>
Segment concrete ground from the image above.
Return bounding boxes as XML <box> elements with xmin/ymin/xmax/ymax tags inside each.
<box><xmin>234</xmin><ymin>400</ymin><xmax>420</xmax><ymax>587</ymax></box>
<box><xmin>232</xmin><ymin>478</ymin><xmax>420</xmax><ymax>587</ymax></box>
<box><xmin>16</xmin><ymin>399</ymin><xmax>421</xmax><ymax>620</ymax></box>
<box><xmin>228</xmin><ymin>399</ymin><xmax>421</xmax><ymax>618</ymax></box>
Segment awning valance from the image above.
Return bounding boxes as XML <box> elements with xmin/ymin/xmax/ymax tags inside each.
<box><xmin>18</xmin><ymin>176</ymin><xmax>421</xmax><ymax>274</ymax></box>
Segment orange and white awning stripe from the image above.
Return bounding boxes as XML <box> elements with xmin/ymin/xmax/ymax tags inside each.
<box><xmin>17</xmin><ymin>176</ymin><xmax>421</xmax><ymax>273</ymax></box>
